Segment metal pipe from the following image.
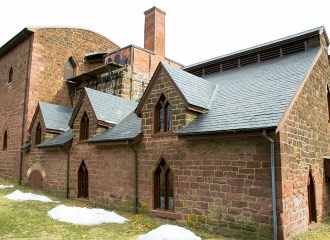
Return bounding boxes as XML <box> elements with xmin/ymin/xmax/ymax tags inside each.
<box><xmin>262</xmin><ymin>130</ymin><xmax>277</xmax><ymax>240</ymax></box>
<box><xmin>19</xmin><ymin>33</ymin><xmax>33</xmax><ymax>185</ymax></box>
<box><xmin>66</xmin><ymin>149</ymin><xmax>70</xmax><ymax>199</ymax></box>
<box><xmin>128</xmin><ymin>142</ymin><xmax>138</xmax><ymax>214</ymax></box>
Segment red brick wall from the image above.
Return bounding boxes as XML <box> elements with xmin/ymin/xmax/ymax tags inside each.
<box><xmin>144</xmin><ymin>7</ymin><xmax>166</xmax><ymax>56</ymax></box>
<box><xmin>0</xmin><ymin>27</ymin><xmax>118</xmax><ymax>181</ymax></box>
<box><xmin>68</xmin><ymin>93</ymin><xmax>135</xmax><ymax>210</ymax></box>
<box><xmin>27</xmin><ymin>28</ymin><xmax>119</xmax><ymax>136</ymax></box>
<box><xmin>137</xmin><ymin>68</ymin><xmax>274</xmax><ymax>239</ymax></box>
<box><xmin>0</xmin><ymin>37</ymin><xmax>31</xmax><ymax>179</ymax></box>
<box><xmin>102</xmin><ymin>46</ymin><xmax>183</xmax><ymax>102</ymax></box>
<box><xmin>278</xmin><ymin>35</ymin><xmax>330</xmax><ymax>239</ymax></box>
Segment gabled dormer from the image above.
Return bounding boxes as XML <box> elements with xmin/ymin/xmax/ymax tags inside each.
<box><xmin>69</xmin><ymin>87</ymin><xmax>138</xmax><ymax>143</ymax></box>
<box><xmin>135</xmin><ymin>62</ymin><xmax>217</xmax><ymax>137</ymax></box>
<box><xmin>28</xmin><ymin>102</ymin><xmax>73</xmax><ymax>147</ymax></box>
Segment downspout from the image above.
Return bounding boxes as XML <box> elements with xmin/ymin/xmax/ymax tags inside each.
<box><xmin>128</xmin><ymin>141</ymin><xmax>138</xmax><ymax>214</ymax></box>
<box><xmin>19</xmin><ymin>33</ymin><xmax>33</xmax><ymax>185</ymax></box>
<box><xmin>66</xmin><ymin>149</ymin><xmax>70</xmax><ymax>199</ymax></box>
<box><xmin>262</xmin><ymin>130</ymin><xmax>277</xmax><ymax>240</ymax></box>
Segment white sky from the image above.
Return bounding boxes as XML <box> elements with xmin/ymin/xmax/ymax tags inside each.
<box><xmin>1</xmin><ymin>0</ymin><xmax>329</xmax><ymax>66</ymax></box>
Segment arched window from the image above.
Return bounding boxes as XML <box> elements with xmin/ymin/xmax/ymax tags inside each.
<box><xmin>308</xmin><ymin>171</ymin><xmax>317</xmax><ymax>223</ymax></box>
<box><xmin>154</xmin><ymin>159</ymin><xmax>174</xmax><ymax>210</ymax></box>
<box><xmin>154</xmin><ymin>94</ymin><xmax>171</xmax><ymax>133</ymax></box>
<box><xmin>3</xmin><ymin>131</ymin><xmax>7</xmax><ymax>150</ymax></box>
<box><xmin>327</xmin><ymin>85</ymin><xmax>330</xmax><ymax>121</ymax></box>
<box><xmin>35</xmin><ymin>123</ymin><xmax>42</xmax><ymax>145</ymax></box>
<box><xmin>107</xmin><ymin>58</ymin><xmax>112</xmax><ymax>64</ymax></box>
<box><xmin>114</xmin><ymin>54</ymin><xmax>121</xmax><ymax>64</ymax></box>
<box><xmin>78</xmin><ymin>161</ymin><xmax>88</xmax><ymax>198</ymax></box>
<box><xmin>79</xmin><ymin>112</ymin><xmax>89</xmax><ymax>140</ymax></box>
<box><xmin>8</xmin><ymin>67</ymin><xmax>13</xmax><ymax>84</ymax></box>
<box><xmin>64</xmin><ymin>57</ymin><xmax>77</xmax><ymax>80</ymax></box>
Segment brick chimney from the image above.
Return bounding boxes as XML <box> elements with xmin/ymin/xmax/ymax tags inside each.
<box><xmin>144</xmin><ymin>7</ymin><xmax>166</xmax><ymax>56</ymax></box>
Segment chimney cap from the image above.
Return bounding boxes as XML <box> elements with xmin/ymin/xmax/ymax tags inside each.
<box><xmin>144</xmin><ymin>6</ymin><xmax>166</xmax><ymax>15</ymax></box>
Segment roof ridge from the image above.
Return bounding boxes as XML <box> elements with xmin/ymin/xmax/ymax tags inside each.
<box><xmin>184</xmin><ymin>26</ymin><xmax>325</xmax><ymax>70</ymax></box>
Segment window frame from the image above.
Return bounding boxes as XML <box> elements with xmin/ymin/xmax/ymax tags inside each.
<box><xmin>3</xmin><ymin>130</ymin><xmax>8</xmax><ymax>150</ymax></box>
<box><xmin>78</xmin><ymin>161</ymin><xmax>89</xmax><ymax>198</ymax></box>
<box><xmin>327</xmin><ymin>85</ymin><xmax>330</xmax><ymax>122</ymax></box>
<box><xmin>64</xmin><ymin>57</ymin><xmax>77</xmax><ymax>80</ymax></box>
<box><xmin>153</xmin><ymin>93</ymin><xmax>172</xmax><ymax>134</ymax></box>
<box><xmin>8</xmin><ymin>66</ymin><xmax>13</xmax><ymax>84</ymax></box>
<box><xmin>153</xmin><ymin>158</ymin><xmax>174</xmax><ymax>211</ymax></box>
<box><xmin>35</xmin><ymin>122</ymin><xmax>42</xmax><ymax>145</ymax></box>
<box><xmin>79</xmin><ymin>112</ymin><xmax>89</xmax><ymax>141</ymax></box>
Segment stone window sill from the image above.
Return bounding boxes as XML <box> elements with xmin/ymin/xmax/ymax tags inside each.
<box><xmin>150</xmin><ymin>209</ymin><xmax>177</xmax><ymax>220</ymax></box>
<box><xmin>151</xmin><ymin>132</ymin><xmax>174</xmax><ymax>138</ymax></box>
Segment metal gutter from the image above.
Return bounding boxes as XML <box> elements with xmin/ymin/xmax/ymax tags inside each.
<box><xmin>262</xmin><ymin>130</ymin><xmax>277</xmax><ymax>240</ymax></box>
<box><xmin>0</xmin><ymin>28</ymin><xmax>34</xmax><ymax>58</ymax></box>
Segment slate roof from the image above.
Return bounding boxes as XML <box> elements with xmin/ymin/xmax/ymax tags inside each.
<box><xmin>88</xmin><ymin>112</ymin><xmax>141</xmax><ymax>143</ymax></box>
<box><xmin>183</xmin><ymin>26</ymin><xmax>328</xmax><ymax>71</ymax></box>
<box><xmin>21</xmin><ymin>139</ymin><xmax>31</xmax><ymax>151</ymax></box>
<box><xmin>39</xmin><ymin>102</ymin><xmax>73</xmax><ymax>131</ymax></box>
<box><xmin>162</xmin><ymin>63</ymin><xmax>216</xmax><ymax>110</ymax></box>
<box><xmin>85</xmin><ymin>87</ymin><xmax>138</xmax><ymax>124</ymax></box>
<box><xmin>37</xmin><ymin>129</ymin><xmax>73</xmax><ymax>148</ymax></box>
<box><xmin>178</xmin><ymin>47</ymin><xmax>321</xmax><ymax>135</ymax></box>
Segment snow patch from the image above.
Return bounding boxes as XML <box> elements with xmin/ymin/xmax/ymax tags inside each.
<box><xmin>48</xmin><ymin>204</ymin><xmax>128</xmax><ymax>225</ymax></box>
<box><xmin>138</xmin><ymin>224</ymin><xmax>201</xmax><ymax>240</ymax></box>
<box><xmin>0</xmin><ymin>185</ymin><xmax>14</xmax><ymax>189</ymax></box>
<box><xmin>4</xmin><ymin>190</ymin><xmax>57</xmax><ymax>202</ymax></box>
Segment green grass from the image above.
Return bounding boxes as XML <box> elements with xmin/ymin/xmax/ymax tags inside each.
<box><xmin>292</xmin><ymin>218</ymin><xmax>330</xmax><ymax>240</ymax></box>
<box><xmin>0</xmin><ymin>178</ymin><xmax>223</xmax><ymax>240</ymax></box>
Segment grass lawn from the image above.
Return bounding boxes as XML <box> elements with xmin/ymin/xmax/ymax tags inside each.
<box><xmin>292</xmin><ymin>218</ymin><xmax>330</xmax><ymax>240</ymax></box>
<box><xmin>1</xmin><ymin>178</ymin><xmax>329</xmax><ymax>240</ymax></box>
<box><xmin>0</xmin><ymin>178</ymin><xmax>224</xmax><ymax>240</ymax></box>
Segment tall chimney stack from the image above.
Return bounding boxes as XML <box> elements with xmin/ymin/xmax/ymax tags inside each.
<box><xmin>144</xmin><ymin>7</ymin><xmax>166</xmax><ymax>56</ymax></box>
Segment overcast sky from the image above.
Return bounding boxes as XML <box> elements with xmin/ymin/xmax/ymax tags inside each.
<box><xmin>1</xmin><ymin>0</ymin><xmax>329</xmax><ymax>66</ymax></box>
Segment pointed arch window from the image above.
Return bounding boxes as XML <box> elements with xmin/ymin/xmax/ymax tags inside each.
<box><xmin>78</xmin><ymin>161</ymin><xmax>88</xmax><ymax>198</ymax></box>
<box><xmin>154</xmin><ymin>94</ymin><xmax>171</xmax><ymax>133</ymax></box>
<box><xmin>79</xmin><ymin>112</ymin><xmax>89</xmax><ymax>141</ymax></box>
<box><xmin>64</xmin><ymin>57</ymin><xmax>77</xmax><ymax>80</ymax></box>
<box><xmin>327</xmin><ymin>85</ymin><xmax>330</xmax><ymax>122</ymax></box>
<box><xmin>154</xmin><ymin>159</ymin><xmax>174</xmax><ymax>210</ymax></box>
<box><xmin>35</xmin><ymin>123</ymin><xmax>42</xmax><ymax>145</ymax></box>
<box><xmin>3</xmin><ymin>131</ymin><xmax>8</xmax><ymax>150</ymax></box>
<box><xmin>8</xmin><ymin>67</ymin><xmax>13</xmax><ymax>84</ymax></box>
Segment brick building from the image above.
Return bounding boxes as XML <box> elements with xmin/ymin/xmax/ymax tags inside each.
<box><xmin>1</xmin><ymin>6</ymin><xmax>330</xmax><ymax>240</ymax></box>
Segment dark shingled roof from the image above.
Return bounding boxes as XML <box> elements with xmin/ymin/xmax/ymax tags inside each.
<box><xmin>162</xmin><ymin>63</ymin><xmax>216</xmax><ymax>110</ymax></box>
<box><xmin>85</xmin><ymin>87</ymin><xmax>138</xmax><ymax>124</ymax></box>
<box><xmin>39</xmin><ymin>102</ymin><xmax>72</xmax><ymax>131</ymax></box>
<box><xmin>178</xmin><ymin>47</ymin><xmax>321</xmax><ymax>135</ymax></box>
<box><xmin>21</xmin><ymin>139</ymin><xmax>31</xmax><ymax>151</ymax></box>
<box><xmin>183</xmin><ymin>26</ymin><xmax>328</xmax><ymax>71</ymax></box>
<box><xmin>38</xmin><ymin>129</ymin><xmax>73</xmax><ymax>148</ymax></box>
<box><xmin>88</xmin><ymin>112</ymin><xmax>141</xmax><ymax>143</ymax></box>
